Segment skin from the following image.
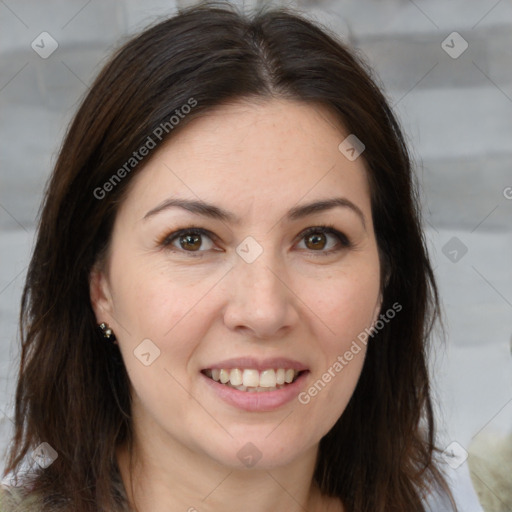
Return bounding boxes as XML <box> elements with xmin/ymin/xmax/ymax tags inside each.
<box><xmin>90</xmin><ymin>98</ymin><xmax>382</xmax><ymax>512</ymax></box>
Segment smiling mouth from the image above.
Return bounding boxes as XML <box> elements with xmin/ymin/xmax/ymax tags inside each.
<box><xmin>201</xmin><ymin>368</ymin><xmax>305</xmax><ymax>392</ymax></box>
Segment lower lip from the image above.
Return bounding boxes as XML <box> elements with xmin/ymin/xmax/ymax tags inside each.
<box><xmin>200</xmin><ymin>371</ymin><xmax>309</xmax><ymax>412</ymax></box>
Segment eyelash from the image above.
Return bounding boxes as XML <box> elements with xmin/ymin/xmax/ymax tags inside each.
<box><xmin>159</xmin><ymin>224</ymin><xmax>352</xmax><ymax>258</ymax></box>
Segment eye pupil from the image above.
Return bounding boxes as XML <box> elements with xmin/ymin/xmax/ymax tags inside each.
<box><xmin>180</xmin><ymin>234</ymin><xmax>201</xmax><ymax>251</ymax></box>
<box><xmin>305</xmin><ymin>233</ymin><xmax>326</xmax><ymax>250</ymax></box>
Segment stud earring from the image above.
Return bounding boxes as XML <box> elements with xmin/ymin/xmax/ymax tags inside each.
<box><xmin>98</xmin><ymin>322</ymin><xmax>117</xmax><ymax>343</ymax></box>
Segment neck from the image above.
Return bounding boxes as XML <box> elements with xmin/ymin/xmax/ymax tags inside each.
<box><xmin>116</xmin><ymin>431</ymin><xmax>342</xmax><ymax>512</ymax></box>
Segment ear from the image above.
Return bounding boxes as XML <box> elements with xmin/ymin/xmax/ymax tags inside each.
<box><xmin>89</xmin><ymin>264</ymin><xmax>115</xmax><ymax>325</ymax></box>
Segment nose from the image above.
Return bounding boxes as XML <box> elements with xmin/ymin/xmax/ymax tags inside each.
<box><xmin>222</xmin><ymin>252</ymin><xmax>300</xmax><ymax>340</ymax></box>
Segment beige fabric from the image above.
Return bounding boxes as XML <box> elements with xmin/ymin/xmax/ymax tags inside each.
<box><xmin>468</xmin><ymin>432</ymin><xmax>512</xmax><ymax>511</ymax></box>
<box><xmin>0</xmin><ymin>484</ymin><xmax>42</xmax><ymax>511</ymax></box>
<box><xmin>0</xmin><ymin>460</ymin><xmax>131</xmax><ymax>512</ymax></box>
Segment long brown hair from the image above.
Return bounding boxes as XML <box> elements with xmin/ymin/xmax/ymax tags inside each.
<box><xmin>4</xmin><ymin>2</ymin><xmax>456</xmax><ymax>511</ymax></box>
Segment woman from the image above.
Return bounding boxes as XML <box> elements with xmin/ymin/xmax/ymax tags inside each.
<box><xmin>1</xmin><ymin>2</ymin><xmax>466</xmax><ymax>510</ymax></box>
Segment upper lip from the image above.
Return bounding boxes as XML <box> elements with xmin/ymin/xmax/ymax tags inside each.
<box><xmin>202</xmin><ymin>357</ymin><xmax>309</xmax><ymax>372</ymax></box>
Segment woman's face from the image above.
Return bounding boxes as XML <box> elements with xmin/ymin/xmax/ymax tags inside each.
<box><xmin>91</xmin><ymin>99</ymin><xmax>382</xmax><ymax>470</ymax></box>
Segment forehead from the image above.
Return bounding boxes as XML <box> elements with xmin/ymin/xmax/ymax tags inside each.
<box><xmin>118</xmin><ymin>98</ymin><xmax>372</xmax><ymax>223</ymax></box>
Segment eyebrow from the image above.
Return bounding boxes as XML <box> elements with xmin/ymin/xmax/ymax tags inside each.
<box><xmin>143</xmin><ymin>196</ymin><xmax>366</xmax><ymax>229</ymax></box>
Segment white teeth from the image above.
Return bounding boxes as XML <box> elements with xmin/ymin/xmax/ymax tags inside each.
<box><xmin>219</xmin><ymin>369</ymin><xmax>230</xmax><ymax>384</ymax></box>
<box><xmin>284</xmin><ymin>369</ymin><xmax>295</xmax><ymax>384</ymax></box>
<box><xmin>205</xmin><ymin>367</ymin><xmax>301</xmax><ymax>391</ymax></box>
<box><xmin>230</xmin><ymin>368</ymin><xmax>243</xmax><ymax>386</ymax></box>
<box><xmin>259</xmin><ymin>369</ymin><xmax>276</xmax><ymax>388</ymax></box>
<box><xmin>242</xmin><ymin>369</ymin><xmax>260</xmax><ymax>387</ymax></box>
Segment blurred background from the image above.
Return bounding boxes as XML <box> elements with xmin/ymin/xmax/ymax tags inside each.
<box><xmin>1</xmin><ymin>0</ymin><xmax>511</xmax><ymax>509</ymax></box>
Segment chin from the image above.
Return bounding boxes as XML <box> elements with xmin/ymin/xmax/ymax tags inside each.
<box><xmin>205</xmin><ymin>434</ymin><xmax>313</xmax><ymax>471</ymax></box>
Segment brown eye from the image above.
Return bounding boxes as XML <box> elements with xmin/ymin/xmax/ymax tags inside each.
<box><xmin>297</xmin><ymin>225</ymin><xmax>352</xmax><ymax>255</ymax></box>
<box><xmin>162</xmin><ymin>228</ymin><xmax>215</xmax><ymax>254</ymax></box>
<box><xmin>179</xmin><ymin>233</ymin><xmax>202</xmax><ymax>251</ymax></box>
<box><xmin>305</xmin><ymin>232</ymin><xmax>328</xmax><ymax>250</ymax></box>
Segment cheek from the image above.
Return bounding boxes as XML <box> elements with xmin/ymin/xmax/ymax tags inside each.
<box><xmin>108</xmin><ymin>262</ymin><xmax>208</xmax><ymax>427</ymax></box>
<box><xmin>297</xmin><ymin>257</ymin><xmax>379</xmax><ymax>428</ymax></box>
<box><xmin>312</xmin><ymin>259</ymin><xmax>381</xmax><ymax>348</ymax></box>
<box><xmin>298</xmin><ymin>303</ymin><xmax>370</xmax><ymax>440</ymax></box>
<box><xmin>109</xmin><ymin>251</ymin><xmax>209</xmax><ymax>338</ymax></box>
<box><xmin>106</xmin><ymin>255</ymin><xmax>214</xmax><ymax>395</ymax></box>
